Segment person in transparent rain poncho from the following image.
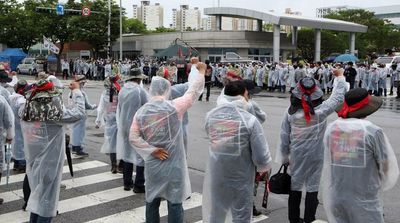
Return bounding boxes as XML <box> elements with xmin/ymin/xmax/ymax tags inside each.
<box><xmin>116</xmin><ymin>68</ymin><xmax>148</xmax><ymax>192</ymax></box>
<box><xmin>70</xmin><ymin>75</ymin><xmax>97</xmax><ymax>157</ymax></box>
<box><xmin>278</xmin><ymin>68</ymin><xmax>348</xmax><ymax>223</ymax></box>
<box><xmin>0</xmin><ymin>92</ymin><xmax>14</xmax><ymax>205</ymax></box>
<box><xmin>129</xmin><ymin>60</ymin><xmax>205</xmax><ymax>223</ymax></box>
<box><xmin>21</xmin><ymin>80</ymin><xmax>85</xmax><ymax>222</ymax></box>
<box><xmin>322</xmin><ymin>88</ymin><xmax>399</xmax><ymax>223</ymax></box>
<box><xmin>95</xmin><ymin>74</ymin><xmax>124</xmax><ymax>174</ymax></box>
<box><xmin>9</xmin><ymin>80</ymin><xmax>29</xmax><ymax>173</ymax></box>
<box><xmin>203</xmin><ymin>80</ymin><xmax>272</xmax><ymax>223</ymax></box>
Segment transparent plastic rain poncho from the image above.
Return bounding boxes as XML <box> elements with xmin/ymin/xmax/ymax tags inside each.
<box><xmin>322</xmin><ymin>119</ymin><xmax>399</xmax><ymax>223</ymax></box>
<box><xmin>278</xmin><ymin>76</ymin><xmax>347</xmax><ymax>192</ymax></box>
<box><xmin>0</xmin><ymin>84</ymin><xmax>11</xmax><ymax>104</ymax></box>
<box><xmin>368</xmin><ymin>70</ymin><xmax>379</xmax><ymax>91</ymax></box>
<box><xmin>96</xmin><ymin>89</ymin><xmax>119</xmax><ymax>154</ymax></box>
<box><xmin>0</xmin><ymin>96</ymin><xmax>14</xmax><ymax>171</ymax></box>
<box><xmin>22</xmin><ymin>89</ymin><xmax>85</xmax><ymax>217</ymax></box>
<box><xmin>9</xmin><ymin>92</ymin><xmax>25</xmax><ymax>160</ymax></box>
<box><xmin>378</xmin><ymin>67</ymin><xmax>388</xmax><ymax>89</ymax></box>
<box><xmin>203</xmin><ymin>95</ymin><xmax>272</xmax><ymax>223</ymax></box>
<box><xmin>129</xmin><ymin>71</ymin><xmax>204</xmax><ymax>204</ymax></box>
<box><xmin>116</xmin><ymin>82</ymin><xmax>148</xmax><ymax>165</ymax></box>
<box><xmin>70</xmin><ymin>89</ymin><xmax>96</xmax><ymax>147</ymax></box>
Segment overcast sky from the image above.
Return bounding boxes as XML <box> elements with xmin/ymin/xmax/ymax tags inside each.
<box><xmin>118</xmin><ymin>0</ymin><xmax>400</xmax><ymax>27</ymax></box>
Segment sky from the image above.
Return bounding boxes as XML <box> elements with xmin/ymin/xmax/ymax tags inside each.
<box><xmin>118</xmin><ymin>0</ymin><xmax>400</xmax><ymax>27</ymax></box>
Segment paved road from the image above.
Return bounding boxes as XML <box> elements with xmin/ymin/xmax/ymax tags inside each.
<box><xmin>0</xmin><ymin>76</ymin><xmax>399</xmax><ymax>222</ymax></box>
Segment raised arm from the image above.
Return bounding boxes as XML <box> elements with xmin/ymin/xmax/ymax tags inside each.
<box><xmin>172</xmin><ymin>61</ymin><xmax>205</xmax><ymax>118</ymax></box>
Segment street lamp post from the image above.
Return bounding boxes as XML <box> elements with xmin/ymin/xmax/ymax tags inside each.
<box><xmin>119</xmin><ymin>0</ymin><xmax>123</xmax><ymax>60</ymax></box>
<box><xmin>107</xmin><ymin>0</ymin><xmax>111</xmax><ymax>59</ymax></box>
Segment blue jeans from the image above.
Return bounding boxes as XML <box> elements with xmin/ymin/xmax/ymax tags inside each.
<box><xmin>146</xmin><ymin>198</ymin><xmax>183</xmax><ymax>223</ymax></box>
<box><xmin>29</xmin><ymin>213</ymin><xmax>52</xmax><ymax>223</ymax></box>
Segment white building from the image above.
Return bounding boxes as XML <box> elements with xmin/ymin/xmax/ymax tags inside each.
<box><xmin>367</xmin><ymin>5</ymin><xmax>400</xmax><ymax>26</ymax></box>
<box><xmin>316</xmin><ymin>5</ymin><xmax>360</xmax><ymax>18</ymax></box>
<box><xmin>133</xmin><ymin>1</ymin><xmax>164</xmax><ymax>30</ymax></box>
<box><xmin>172</xmin><ymin>5</ymin><xmax>201</xmax><ymax>31</ymax></box>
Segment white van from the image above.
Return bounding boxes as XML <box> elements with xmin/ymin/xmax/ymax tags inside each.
<box><xmin>375</xmin><ymin>56</ymin><xmax>400</xmax><ymax>68</ymax></box>
<box><xmin>16</xmin><ymin>58</ymin><xmax>44</xmax><ymax>75</ymax></box>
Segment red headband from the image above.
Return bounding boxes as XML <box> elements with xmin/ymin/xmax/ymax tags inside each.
<box><xmin>337</xmin><ymin>95</ymin><xmax>370</xmax><ymax>118</ymax></box>
<box><xmin>298</xmin><ymin>83</ymin><xmax>317</xmax><ymax>123</ymax></box>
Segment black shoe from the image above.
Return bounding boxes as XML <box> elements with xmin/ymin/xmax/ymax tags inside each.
<box><xmin>117</xmin><ymin>163</ymin><xmax>124</xmax><ymax>174</ymax></box>
<box><xmin>75</xmin><ymin>151</ymin><xmax>89</xmax><ymax>157</ymax></box>
<box><xmin>111</xmin><ymin>165</ymin><xmax>117</xmax><ymax>174</ymax></box>
<box><xmin>133</xmin><ymin>186</ymin><xmax>145</xmax><ymax>193</ymax></box>
<box><xmin>124</xmin><ymin>185</ymin><xmax>133</xmax><ymax>191</ymax></box>
<box><xmin>206</xmin><ymin>98</ymin><xmax>209</xmax><ymax>102</ymax></box>
<box><xmin>0</xmin><ymin>198</ymin><xmax>3</xmax><ymax>205</ymax></box>
<box><xmin>253</xmin><ymin>205</ymin><xmax>262</xmax><ymax>216</ymax></box>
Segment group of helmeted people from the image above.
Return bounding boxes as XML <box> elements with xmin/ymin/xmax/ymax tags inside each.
<box><xmin>0</xmin><ymin>57</ymin><xmax>399</xmax><ymax>223</ymax></box>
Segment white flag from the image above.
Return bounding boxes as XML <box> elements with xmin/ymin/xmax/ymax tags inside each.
<box><xmin>43</xmin><ymin>36</ymin><xmax>60</xmax><ymax>54</ymax></box>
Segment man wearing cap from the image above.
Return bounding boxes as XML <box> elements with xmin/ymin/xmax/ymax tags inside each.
<box><xmin>278</xmin><ymin>68</ymin><xmax>347</xmax><ymax>223</ymax></box>
<box><xmin>21</xmin><ymin>79</ymin><xmax>85</xmax><ymax>222</ymax></box>
<box><xmin>95</xmin><ymin>73</ymin><xmax>124</xmax><ymax>174</ymax></box>
<box><xmin>70</xmin><ymin>75</ymin><xmax>97</xmax><ymax>157</ymax></box>
<box><xmin>116</xmin><ymin>68</ymin><xmax>148</xmax><ymax>192</ymax></box>
<box><xmin>322</xmin><ymin>88</ymin><xmax>399</xmax><ymax>223</ymax></box>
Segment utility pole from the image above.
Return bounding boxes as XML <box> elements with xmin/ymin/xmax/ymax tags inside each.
<box><xmin>119</xmin><ymin>0</ymin><xmax>123</xmax><ymax>60</ymax></box>
<box><xmin>107</xmin><ymin>0</ymin><xmax>111</xmax><ymax>59</ymax></box>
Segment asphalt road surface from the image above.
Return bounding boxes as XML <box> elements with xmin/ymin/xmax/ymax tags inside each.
<box><xmin>1</xmin><ymin>76</ymin><xmax>399</xmax><ymax>223</ymax></box>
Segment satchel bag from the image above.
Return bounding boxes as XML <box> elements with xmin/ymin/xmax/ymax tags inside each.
<box><xmin>268</xmin><ymin>164</ymin><xmax>291</xmax><ymax>194</ymax></box>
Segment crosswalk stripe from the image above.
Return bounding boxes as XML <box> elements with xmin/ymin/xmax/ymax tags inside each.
<box><xmin>193</xmin><ymin>214</ymin><xmax>268</xmax><ymax>223</ymax></box>
<box><xmin>0</xmin><ymin>171</ymin><xmax>130</xmax><ymax>203</ymax></box>
<box><xmin>0</xmin><ymin>187</ymin><xmax>133</xmax><ymax>223</ymax></box>
<box><xmin>85</xmin><ymin>192</ymin><xmax>203</xmax><ymax>223</ymax></box>
<box><xmin>0</xmin><ymin>160</ymin><xmax>108</xmax><ymax>186</ymax></box>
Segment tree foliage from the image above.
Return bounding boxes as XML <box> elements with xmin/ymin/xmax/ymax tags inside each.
<box><xmin>124</xmin><ymin>18</ymin><xmax>147</xmax><ymax>34</ymax></box>
<box><xmin>296</xmin><ymin>9</ymin><xmax>400</xmax><ymax>61</ymax></box>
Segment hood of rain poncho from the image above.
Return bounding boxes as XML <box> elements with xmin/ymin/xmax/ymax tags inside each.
<box><xmin>322</xmin><ymin>119</ymin><xmax>399</xmax><ymax>223</ymax></box>
<box><xmin>203</xmin><ymin>98</ymin><xmax>272</xmax><ymax>223</ymax></box>
<box><xmin>149</xmin><ymin>76</ymin><xmax>171</xmax><ymax>99</ymax></box>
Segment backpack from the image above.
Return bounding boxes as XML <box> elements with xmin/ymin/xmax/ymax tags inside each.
<box><xmin>22</xmin><ymin>80</ymin><xmax>63</xmax><ymax>122</ymax></box>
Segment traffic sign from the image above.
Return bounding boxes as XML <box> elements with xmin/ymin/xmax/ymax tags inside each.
<box><xmin>82</xmin><ymin>7</ymin><xmax>91</xmax><ymax>17</ymax></box>
<box><xmin>56</xmin><ymin>4</ymin><xmax>64</xmax><ymax>15</ymax></box>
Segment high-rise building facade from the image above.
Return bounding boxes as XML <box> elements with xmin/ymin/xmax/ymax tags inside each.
<box><xmin>172</xmin><ymin>5</ymin><xmax>201</xmax><ymax>31</ymax></box>
<box><xmin>133</xmin><ymin>1</ymin><xmax>164</xmax><ymax>30</ymax></box>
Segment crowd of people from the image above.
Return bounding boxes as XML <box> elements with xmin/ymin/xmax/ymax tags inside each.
<box><xmin>0</xmin><ymin>55</ymin><xmax>399</xmax><ymax>223</ymax></box>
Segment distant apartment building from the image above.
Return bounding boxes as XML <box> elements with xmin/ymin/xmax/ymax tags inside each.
<box><xmin>284</xmin><ymin>8</ymin><xmax>302</xmax><ymax>33</ymax></box>
<box><xmin>133</xmin><ymin>1</ymin><xmax>164</xmax><ymax>30</ymax></box>
<box><xmin>172</xmin><ymin>5</ymin><xmax>201</xmax><ymax>31</ymax></box>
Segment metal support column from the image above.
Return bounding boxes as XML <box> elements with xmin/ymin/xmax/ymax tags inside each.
<box><xmin>273</xmin><ymin>24</ymin><xmax>280</xmax><ymax>63</ymax></box>
<box><xmin>349</xmin><ymin>32</ymin><xmax>356</xmax><ymax>55</ymax></box>
<box><xmin>314</xmin><ymin>28</ymin><xmax>321</xmax><ymax>62</ymax></box>
<box><xmin>216</xmin><ymin>15</ymin><xmax>222</xmax><ymax>31</ymax></box>
<box><xmin>291</xmin><ymin>26</ymin><xmax>298</xmax><ymax>59</ymax></box>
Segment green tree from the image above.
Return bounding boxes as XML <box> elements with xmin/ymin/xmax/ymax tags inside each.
<box><xmin>151</xmin><ymin>27</ymin><xmax>177</xmax><ymax>33</ymax></box>
<box><xmin>124</xmin><ymin>18</ymin><xmax>147</xmax><ymax>34</ymax></box>
<box><xmin>325</xmin><ymin>9</ymin><xmax>400</xmax><ymax>56</ymax></box>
